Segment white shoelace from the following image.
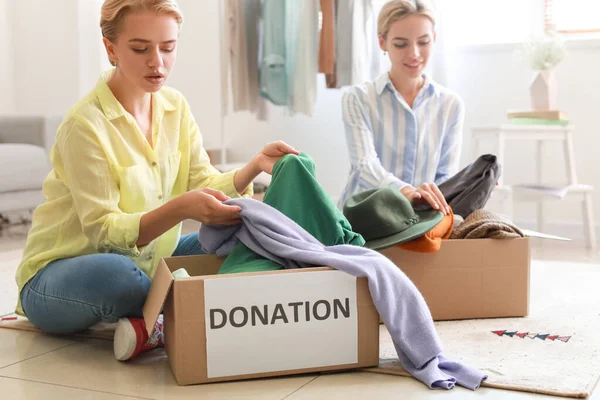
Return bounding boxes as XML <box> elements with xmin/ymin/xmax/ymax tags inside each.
<box><xmin>146</xmin><ymin>315</ymin><xmax>164</xmax><ymax>346</ymax></box>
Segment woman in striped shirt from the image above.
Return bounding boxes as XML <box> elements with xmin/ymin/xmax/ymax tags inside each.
<box><xmin>340</xmin><ymin>0</ymin><xmax>464</xmax><ymax>216</ymax></box>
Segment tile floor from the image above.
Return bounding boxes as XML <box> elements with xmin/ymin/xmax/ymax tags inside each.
<box><xmin>0</xmin><ymin>220</ymin><xmax>598</xmax><ymax>399</ymax></box>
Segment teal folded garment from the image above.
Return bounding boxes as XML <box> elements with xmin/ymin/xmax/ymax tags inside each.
<box><xmin>172</xmin><ymin>268</ymin><xmax>190</xmax><ymax>280</ymax></box>
<box><xmin>218</xmin><ymin>152</ymin><xmax>365</xmax><ymax>274</ymax></box>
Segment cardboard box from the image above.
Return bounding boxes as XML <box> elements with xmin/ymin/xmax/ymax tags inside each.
<box><xmin>379</xmin><ymin>237</ymin><xmax>531</xmax><ymax>321</ymax></box>
<box><xmin>143</xmin><ymin>255</ymin><xmax>380</xmax><ymax>385</ymax></box>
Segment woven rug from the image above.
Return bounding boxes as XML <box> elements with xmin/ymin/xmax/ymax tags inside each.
<box><xmin>361</xmin><ymin>260</ymin><xmax>600</xmax><ymax>398</ymax></box>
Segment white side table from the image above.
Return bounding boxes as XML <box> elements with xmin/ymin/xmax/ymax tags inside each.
<box><xmin>471</xmin><ymin>124</ymin><xmax>596</xmax><ymax>250</ymax></box>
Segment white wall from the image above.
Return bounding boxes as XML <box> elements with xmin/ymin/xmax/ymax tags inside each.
<box><xmin>77</xmin><ymin>0</ymin><xmax>111</xmax><ymax>98</ymax></box>
<box><xmin>223</xmin><ymin>78</ymin><xmax>349</xmax><ymax>199</ymax></box>
<box><xmin>0</xmin><ymin>0</ymin><xmax>15</xmax><ymax>114</ymax></box>
<box><xmin>0</xmin><ymin>0</ymin><xmax>227</xmax><ymax>135</ymax></box>
<box><xmin>167</xmin><ymin>0</ymin><xmax>225</xmax><ymax>151</ymax></box>
<box><xmin>446</xmin><ymin>41</ymin><xmax>600</xmax><ymax>228</ymax></box>
<box><xmin>1</xmin><ymin>0</ymin><xmax>104</xmax><ymax>116</ymax></box>
<box><xmin>11</xmin><ymin>0</ymin><xmax>81</xmax><ymax>116</ymax></box>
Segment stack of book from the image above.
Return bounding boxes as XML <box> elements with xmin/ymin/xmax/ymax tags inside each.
<box><xmin>507</xmin><ymin>110</ymin><xmax>569</xmax><ymax>126</ymax></box>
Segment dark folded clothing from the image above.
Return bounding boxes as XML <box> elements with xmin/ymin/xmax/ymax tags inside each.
<box><xmin>416</xmin><ymin>154</ymin><xmax>501</xmax><ymax>218</ymax></box>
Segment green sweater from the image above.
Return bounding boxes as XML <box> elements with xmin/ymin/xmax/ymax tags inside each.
<box><xmin>218</xmin><ymin>153</ymin><xmax>365</xmax><ymax>274</ymax></box>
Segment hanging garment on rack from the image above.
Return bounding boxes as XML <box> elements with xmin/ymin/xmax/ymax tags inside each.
<box><xmin>334</xmin><ymin>0</ymin><xmax>355</xmax><ymax>88</ymax></box>
<box><xmin>319</xmin><ymin>0</ymin><xmax>336</xmax><ymax>74</ymax></box>
<box><xmin>284</xmin><ymin>0</ymin><xmax>301</xmax><ymax>108</ymax></box>
<box><xmin>290</xmin><ymin>0</ymin><xmax>320</xmax><ymax>115</ymax></box>
<box><xmin>353</xmin><ymin>0</ymin><xmax>380</xmax><ymax>85</ymax></box>
<box><xmin>219</xmin><ymin>0</ymin><xmax>230</xmax><ymax>116</ymax></box>
<box><xmin>260</xmin><ymin>0</ymin><xmax>288</xmax><ymax>106</ymax></box>
<box><xmin>334</xmin><ymin>0</ymin><xmax>381</xmax><ymax>88</ymax></box>
<box><xmin>224</xmin><ymin>0</ymin><xmax>251</xmax><ymax>112</ymax></box>
<box><xmin>243</xmin><ymin>0</ymin><xmax>270</xmax><ymax>120</ymax></box>
<box><xmin>326</xmin><ymin>0</ymin><xmax>340</xmax><ymax>88</ymax></box>
<box><xmin>220</xmin><ymin>0</ymin><xmax>270</xmax><ymax>119</ymax></box>
<box><xmin>258</xmin><ymin>0</ymin><xmax>320</xmax><ymax>114</ymax></box>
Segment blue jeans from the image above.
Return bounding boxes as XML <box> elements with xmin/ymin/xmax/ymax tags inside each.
<box><xmin>20</xmin><ymin>233</ymin><xmax>204</xmax><ymax>334</ymax></box>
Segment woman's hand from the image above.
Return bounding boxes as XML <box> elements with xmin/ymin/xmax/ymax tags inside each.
<box><xmin>401</xmin><ymin>183</ymin><xmax>450</xmax><ymax>215</ymax></box>
<box><xmin>233</xmin><ymin>141</ymin><xmax>299</xmax><ymax>193</ymax></box>
<box><xmin>136</xmin><ymin>188</ymin><xmax>241</xmax><ymax>246</ymax></box>
<box><xmin>253</xmin><ymin>141</ymin><xmax>300</xmax><ymax>175</ymax></box>
<box><xmin>177</xmin><ymin>188</ymin><xmax>242</xmax><ymax>225</ymax></box>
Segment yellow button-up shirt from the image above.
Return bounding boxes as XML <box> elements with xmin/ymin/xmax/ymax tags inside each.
<box><xmin>15</xmin><ymin>71</ymin><xmax>252</xmax><ymax>315</ymax></box>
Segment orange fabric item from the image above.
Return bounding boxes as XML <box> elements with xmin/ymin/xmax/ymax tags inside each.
<box><xmin>318</xmin><ymin>0</ymin><xmax>336</xmax><ymax>74</ymax></box>
<box><xmin>396</xmin><ymin>208</ymin><xmax>454</xmax><ymax>253</ymax></box>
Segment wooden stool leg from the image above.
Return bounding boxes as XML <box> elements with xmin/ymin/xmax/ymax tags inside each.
<box><xmin>536</xmin><ymin>140</ymin><xmax>544</xmax><ymax>233</ymax></box>
<box><xmin>582</xmin><ymin>193</ymin><xmax>596</xmax><ymax>250</ymax></box>
<box><xmin>537</xmin><ymin>201</ymin><xmax>545</xmax><ymax>233</ymax></box>
<box><xmin>500</xmin><ymin>189</ymin><xmax>513</xmax><ymax>221</ymax></box>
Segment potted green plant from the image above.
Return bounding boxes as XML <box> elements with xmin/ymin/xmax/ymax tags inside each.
<box><xmin>519</xmin><ymin>32</ymin><xmax>567</xmax><ymax>110</ymax></box>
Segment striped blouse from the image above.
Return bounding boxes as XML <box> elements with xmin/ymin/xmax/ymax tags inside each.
<box><xmin>338</xmin><ymin>72</ymin><xmax>465</xmax><ymax>208</ymax></box>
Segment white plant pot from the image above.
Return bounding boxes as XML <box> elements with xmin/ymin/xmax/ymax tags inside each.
<box><xmin>529</xmin><ymin>70</ymin><xmax>557</xmax><ymax>110</ymax></box>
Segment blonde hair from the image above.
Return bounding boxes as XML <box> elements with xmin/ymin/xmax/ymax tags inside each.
<box><xmin>378</xmin><ymin>0</ymin><xmax>436</xmax><ymax>39</ymax></box>
<box><xmin>100</xmin><ymin>0</ymin><xmax>183</xmax><ymax>43</ymax></box>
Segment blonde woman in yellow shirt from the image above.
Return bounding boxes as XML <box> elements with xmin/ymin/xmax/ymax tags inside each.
<box><xmin>15</xmin><ymin>0</ymin><xmax>299</xmax><ymax>361</ymax></box>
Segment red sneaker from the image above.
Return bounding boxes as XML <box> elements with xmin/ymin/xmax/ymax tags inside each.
<box><xmin>113</xmin><ymin>315</ymin><xmax>164</xmax><ymax>361</ymax></box>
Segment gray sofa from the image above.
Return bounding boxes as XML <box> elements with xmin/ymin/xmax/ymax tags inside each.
<box><xmin>0</xmin><ymin>116</ymin><xmax>62</xmax><ymax>214</ymax></box>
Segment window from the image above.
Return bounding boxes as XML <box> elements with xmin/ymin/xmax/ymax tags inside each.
<box><xmin>545</xmin><ymin>0</ymin><xmax>600</xmax><ymax>35</ymax></box>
